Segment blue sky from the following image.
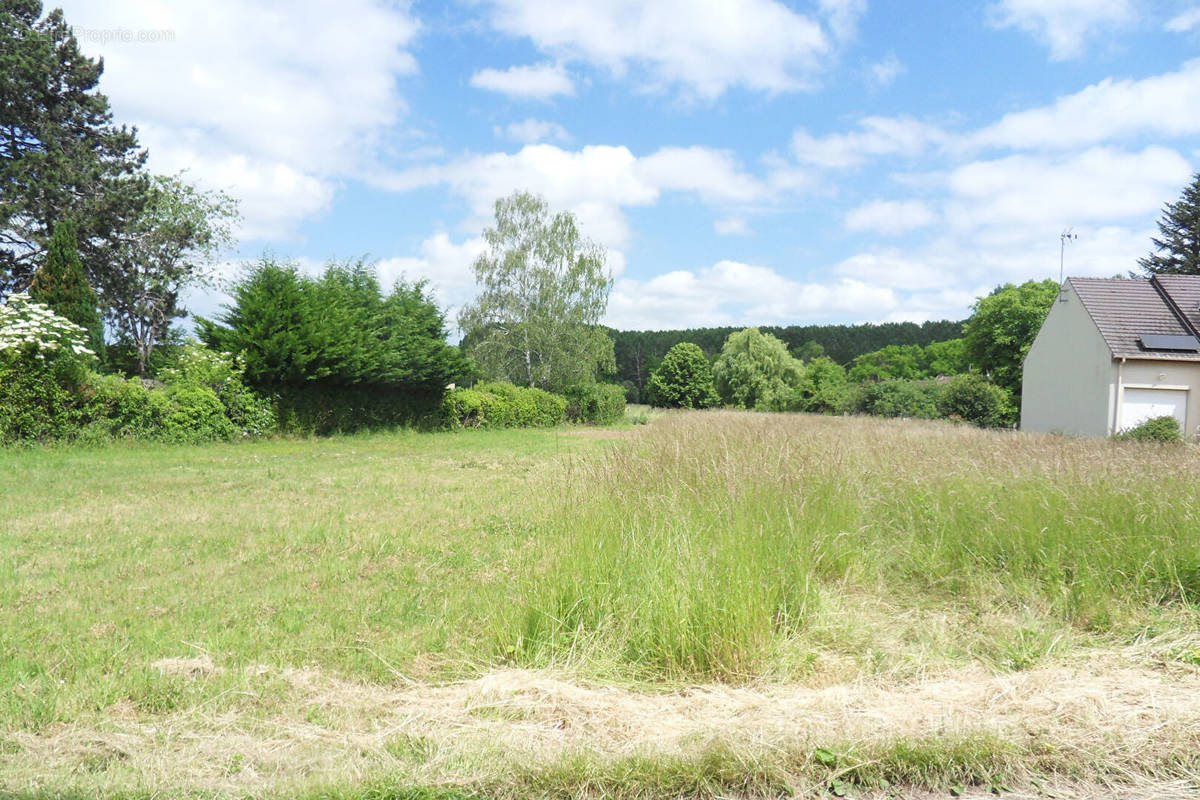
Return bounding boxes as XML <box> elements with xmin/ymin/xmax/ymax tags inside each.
<box><xmin>61</xmin><ymin>0</ymin><xmax>1200</xmax><ymax>331</ymax></box>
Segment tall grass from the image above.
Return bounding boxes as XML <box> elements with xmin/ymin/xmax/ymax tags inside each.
<box><xmin>506</xmin><ymin>412</ymin><xmax>1200</xmax><ymax>679</ymax></box>
<box><xmin>3</xmin><ymin>412</ymin><xmax>1198</xmax><ymax>731</ymax></box>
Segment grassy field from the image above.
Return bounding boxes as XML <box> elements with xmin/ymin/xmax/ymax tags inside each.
<box><xmin>2</xmin><ymin>412</ymin><xmax>1199</xmax><ymax>798</ymax></box>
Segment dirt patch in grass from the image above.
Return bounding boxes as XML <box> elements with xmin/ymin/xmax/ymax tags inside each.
<box><xmin>151</xmin><ymin>655</ymin><xmax>221</xmax><ymax>678</ymax></box>
<box><xmin>4</xmin><ymin>648</ymin><xmax>1199</xmax><ymax>798</ymax></box>
<box><xmin>554</xmin><ymin>427</ymin><xmax>641</xmax><ymax>439</ymax></box>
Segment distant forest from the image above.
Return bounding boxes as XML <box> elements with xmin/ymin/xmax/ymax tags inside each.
<box><xmin>607</xmin><ymin>320</ymin><xmax>965</xmax><ymax>390</ymax></box>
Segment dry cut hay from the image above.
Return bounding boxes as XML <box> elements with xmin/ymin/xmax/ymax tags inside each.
<box><xmin>3</xmin><ymin>649</ymin><xmax>1199</xmax><ymax>798</ymax></box>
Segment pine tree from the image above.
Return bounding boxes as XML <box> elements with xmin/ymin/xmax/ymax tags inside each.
<box><xmin>30</xmin><ymin>221</ymin><xmax>105</xmax><ymax>362</ymax></box>
<box><xmin>1</xmin><ymin>1</ymin><xmax>148</xmax><ymax>295</ymax></box>
<box><xmin>1139</xmin><ymin>172</ymin><xmax>1200</xmax><ymax>275</ymax></box>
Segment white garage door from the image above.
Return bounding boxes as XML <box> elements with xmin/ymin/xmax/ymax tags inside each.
<box><xmin>1120</xmin><ymin>387</ymin><xmax>1187</xmax><ymax>431</ymax></box>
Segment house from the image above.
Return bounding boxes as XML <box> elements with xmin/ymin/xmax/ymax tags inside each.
<box><xmin>1021</xmin><ymin>275</ymin><xmax>1200</xmax><ymax>438</ymax></box>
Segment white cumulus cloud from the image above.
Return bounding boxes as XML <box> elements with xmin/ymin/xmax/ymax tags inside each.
<box><xmin>375</xmin><ymin>234</ymin><xmax>487</xmax><ymax>319</ymax></box>
<box><xmin>468</xmin><ymin>63</ymin><xmax>575</xmax><ymax>100</ymax></box>
<box><xmin>714</xmin><ymin>216</ymin><xmax>752</xmax><ymax>236</ymax></box>
<box><xmin>818</xmin><ymin>0</ymin><xmax>867</xmax><ymax>42</ymax></box>
<box><xmin>945</xmin><ymin>146</ymin><xmax>1192</xmax><ymax>231</ymax></box>
<box><xmin>375</xmin><ymin>144</ymin><xmax>768</xmax><ymax>249</ymax></box>
<box><xmin>1166</xmin><ymin>7</ymin><xmax>1200</xmax><ymax>33</ymax></box>
<box><xmin>792</xmin><ymin>116</ymin><xmax>947</xmax><ymax>169</ymax></box>
<box><xmin>496</xmin><ymin>118</ymin><xmax>572</xmax><ymax>144</ymax></box>
<box><xmin>606</xmin><ymin>260</ymin><xmax>898</xmax><ymax>330</ymax></box>
<box><xmin>868</xmin><ymin>52</ymin><xmax>906</xmax><ymax>90</ymax></box>
<box><xmin>61</xmin><ymin>0</ymin><xmax>419</xmax><ymax>241</ymax></box>
<box><xmin>987</xmin><ymin>0</ymin><xmax>1135</xmax><ymax>60</ymax></box>
<box><xmin>968</xmin><ymin>59</ymin><xmax>1200</xmax><ymax>152</ymax></box>
<box><xmin>484</xmin><ymin>0</ymin><xmax>835</xmax><ymax>99</ymax></box>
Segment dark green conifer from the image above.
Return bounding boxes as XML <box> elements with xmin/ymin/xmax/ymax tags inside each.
<box><xmin>30</xmin><ymin>221</ymin><xmax>106</xmax><ymax>362</ymax></box>
<box><xmin>1140</xmin><ymin>172</ymin><xmax>1200</xmax><ymax>275</ymax></box>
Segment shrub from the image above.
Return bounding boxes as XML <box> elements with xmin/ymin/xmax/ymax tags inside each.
<box><xmin>441</xmin><ymin>387</ymin><xmax>487</xmax><ymax>429</ymax></box>
<box><xmin>78</xmin><ymin>375</ymin><xmax>171</xmax><ymax>440</ymax></box>
<box><xmin>441</xmin><ymin>382</ymin><xmax>567</xmax><ymax>429</ymax></box>
<box><xmin>274</xmin><ymin>385</ymin><xmax>441</xmax><ymax>435</ymax></box>
<box><xmin>0</xmin><ymin>294</ymin><xmax>96</xmax><ymax>443</ymax></box>
<box><xmin>1116</xmin><ymin>415</ymin><xmax>1182</xmax><ymax>443</ymax></box>
<box><xmin>161</xmin><ymin>385</ymin><xmax>237</xmax><ymax>443</ymax></box>
<box><xmin>158</xmin><ymin>342</ymin><xmax>275</xmax><ymax>437</ymax></box>
<box><xmin>936</xmin><ymin>373</ymin><xmax>1014</xmax><ymax>428</ymax></box>
<box><xmin>0</xmin><ymin>302</ymin><xmax>275</xmax><ymax>445</ymax></box>
<box><xmin>645</xmin><ymin>342</ymin><xmax>718</xmax><ymax>409</ymax></box>
<box><xmin>563</xmin><ymin>383</ymin><xmax>626</xmax><ymax>424</ymax></box>
<box><xmin>476</xmin><ymin>382</ymin><xmax>571</xmax><ymax>427</ymax></box>
<box><xmin>794</xmin><ymin>356</ymin><xmax>848</xmax><ymax>413</ymax></box>
<box><xmin>0</xmin><ymin>353</ymin><xmax>84</xmax><ymax>442</ymax></box>
<box><xmin>847</xmin><ymin>380</ymin><xmax>942</xmax><ymax>419</ymax></box>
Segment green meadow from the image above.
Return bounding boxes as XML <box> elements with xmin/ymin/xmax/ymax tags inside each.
<box><xmin>2</xmin><ymin>412</ymin><xmax>1199</xmax><ymax>798</ymax></box>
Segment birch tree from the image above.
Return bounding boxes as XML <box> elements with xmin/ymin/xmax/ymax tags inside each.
<box><xmin>458</xmin><ymin>191</ymin><xmax>614</xmax><ymax>392</ymax></box>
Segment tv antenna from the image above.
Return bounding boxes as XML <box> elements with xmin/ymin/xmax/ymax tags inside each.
<box><xmin>1059</xmin><ymin>229</ymin><xmax>1078</xmax><ymax>284</ymax></box>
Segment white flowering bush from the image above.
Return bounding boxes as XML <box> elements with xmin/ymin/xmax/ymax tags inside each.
<box><xmin>157</xmin><ymin>341</ymin><xmax>240</xmax><ymax>387</ymax></box>
<box><xmin>0</xmin><ymin>294</ymin><xmax>98</xmax><ymax>441</ymax></box>
<box><xmin>0</xmin><ymin>293</ymin><xmax>96</xmax><ymax>362</ymax></box>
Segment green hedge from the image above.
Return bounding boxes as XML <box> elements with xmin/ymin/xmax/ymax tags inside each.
<box><xmin>0</xmin><ymin>368</ymin><xmax>274</xmax><ymax>446</ymax></box>
<box><xmin>0</xmin><ymin>342</ymin><xmax>277</xmax><ymax>446</ymax></box>
<box><xmin>0</xmin><ymin>351</ymin><xmax>88</xmax><ymax>441</ymax></box>
<box><xmin>272</xmin><ymin>384</ymin><xmax>442</xmax><ymax>435</ymax></box>
<box><xmin>563</xmin><ymin>382</ymin><xmax>626</xmax><ymax>424</ymax></box>
<box><xmin>442</xmin><ymin>382</ymin><xmax>567</xmax><ymax>429</ymax></box>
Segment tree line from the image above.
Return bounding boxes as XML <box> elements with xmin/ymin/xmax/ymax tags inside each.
<box><xmin>606</xmin><ymin>319</ymin><xmax>964</xmax><ymax>392</ymax></box>
<box><xmin>634</xmin><ymin>278</ymin><xmax>1058</xmax><ymax>429</ymax></box>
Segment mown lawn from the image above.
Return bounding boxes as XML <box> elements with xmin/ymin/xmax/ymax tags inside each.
<box><xmin>0</xmin><ymin>427</ymin><xmax>616</xmax><ymax>730</ymax></box>
<box><xmin>2</xmin><ymin>413</ymin><xmax>1199</xmax><ymax>798</ymax></box>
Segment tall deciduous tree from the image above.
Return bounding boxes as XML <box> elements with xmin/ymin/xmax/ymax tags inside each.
<box><xmin>646</xmin><ymin>342</ymin><xmax>718</xmax><ymax>409</ymax></box>
<box><xmin>963</xmin><ymin>279</ymin><xmax>1058</xmax><ymax>399</ymax></box>
<box><xmin>29</xmin><ymin>220</ymin><xmax>104</xmax><ymax>360</ymax></box>
<box><xmin>458</xmin><ymin>191</ymin><xmax>614</xmax><ymax>392</ymax></box>
<box><xmin>1139</xmin><ymin>172</ymin><xmax>1200</xmax><ymax>276</ymax></box>
<box><xmin>102</xmin><ymin>175</ymin><xmax>238</xmax><ymax>375</ymax></box>
<box><xmin>1</xmin><ymin>0</ymin><xmax>148</xmax><ymax>296</ymax></box>
<box><xmin>712</xmin><ymin>327</ymin><xmax>805</xmax><ymax>412</ymax></box>
<box><xmin>847</xmin><ymin>344</ymin><xmax>925</xmax><ymax>383</ymax></box>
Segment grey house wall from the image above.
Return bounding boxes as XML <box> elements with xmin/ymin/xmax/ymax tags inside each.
<box><xmin>1021</xmin><ymin>284</ymin><xmax>1115</xmax><ymax>437</ymax></box>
